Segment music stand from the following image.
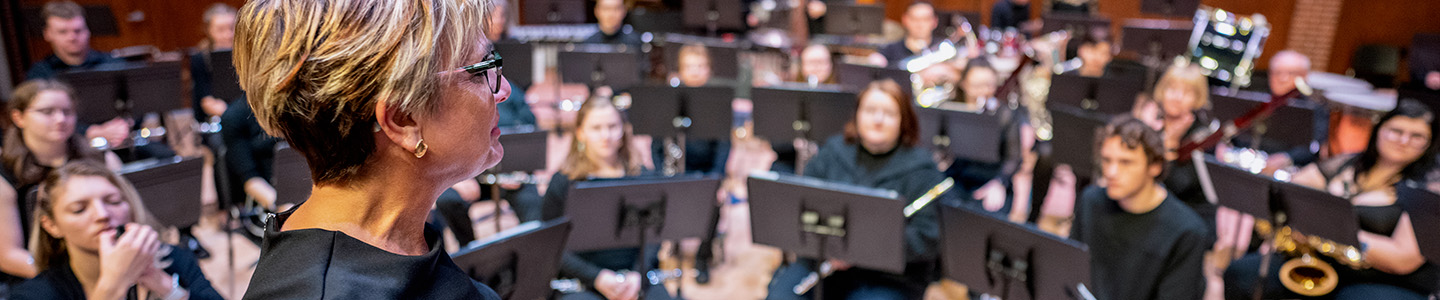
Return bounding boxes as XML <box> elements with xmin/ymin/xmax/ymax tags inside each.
<box><xmin>1396</xmin><ymin>184</ymin><xmax>1440</xmax><ymax>263</ymax></box>
<box><xmin>123</xmin><ymin>61</ymin><xmax>184</xmax><ymax>119</ymax></box>
<box><xmin>822</xmin><ymin>3</ymin><xmax>885</xmax><ymax>36</ymax></box>
<box><xmin>1047</xmin><ymin>104</ymin><xmax>1109</xmax><ymax>180</ymax></box>
<box><xmin>1272</xmin><ymin>182</ymin><xmax>1361</xmax><ymax>246</ymax></box>
<box><xmin>916</xmin><ymin>105</ymin><xmax>1007</xmax><ymax>164</ymax></box>
<box><xmin>494</xmin><ymin>41</ymin><xmax>535</xmax><ymax>89</ymax></box>
<box><xmin>521</xmin><ymin>0</ymin><xmax>585</xmax><ymax>24</ymax></box>
<box><xmin>272</xmin><ymin>143</ymin><xmax>312</xmax><ymax>208</ymax></box>
<box><xmin>747</xmin><ymin>172</ymin><xmax>906</xmax><ymax>299</ymax></box>
<box><xmin>564</xmin><ymin>175</ymin><xmax>721</xmax><ymax>298</ymax></box>
<box><xmin>558</xmin><ymin>45</ymin><xmax>642</xmax><ymax>91</ymax></box>
<box><xmin>750</xmin><ymin>86</ymin><xmax>857</xmax><ymax>145</ymax></box>
<box><xmin>835</xmin><ymin>63</ymin><xmax>913</xmax><ymax>93</ymax></box>
<box><xmin>1203</xmin><ymin>159</ymin><xmax>1273</xmax><ymax>219</ymax></box>
<box><xmin>121</xmin><ymin>156</ymin><xmax>205</xmax><ymax>229</ymax></box>
<box><xmin>483</xmin><ymin>128</ymin><xmax>549</xmax><ymax>232</ymax></box>
<box><xmin>208</xmin><ymin>50</ymin><xmax>245</xmax><ymax>101</ymax></box>
<box><xmin>1140</xmin><ymin>0</ymin><xmax>1200</xmax><ymax>18</ymax></box>
<box><xmin>1120</xmin><ymin>23</ymin><xmax>1193</xmax><ymax>63</ymax></box>
<box><xmin>934</xmin><ymin>10</ymin><xmax>982</xmax><ymax>40</ymax></box>
<box><xmin>1209</xmin><ymin>92</ymin><xmax>1318</xmax><ymax>150</ymax></box>
<box><xmin>683</xmin><ymin>0</ymin><xmax>745</xmax><ymax>35</ymax></box>
<box><xmin>55</xmin><ymin>69</ymin><xmax>124</xmax><ymax>125</ymax></box>
<box><xmin>941</xmin><ymin>205</ymin><xmax>1092</xmax><ymax>300</ymax></box>
<box><xmin>452</xmin><ymin>219</ymin><xmax>572</xmax><ymax>300</ymax></box>
<box><xmin>1049</xmin><ymin>74</ymin><xmax>1145</xmax><ymax>115</ymax></box>
<box><xmin>628</xmin><ymin>85</ymin><xmax>734</xmax><ymax>139</ymax></box>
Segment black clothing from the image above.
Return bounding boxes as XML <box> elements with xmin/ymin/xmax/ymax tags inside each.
<box><xmin>1071</xmin><ymin>185</ymin><xmax>1209</xmax><ymax>300</ymax></box>
<box><xmin>11</xmin><ymin>244</ymin><xmax>223</xmax><ymax>300</ymax></box>
<box><xmin>768</xmin><ymin>136</ymin><xmax>950</xmax><ymax>299</ymax></box>
<box><xmin>582</xmin><ymin>29</ymin><xmax>643</xmax><ymax>48</ymax></box>
<box><xmin>220</xmin><ymin>97</ymin><xmax>277</xmax><ymax>206</ymax></box>
<box><xmin>189</xmin><ymin>51</ymin><xmax>232</xmax><ymax>123</ymax></box>
<box><xmin>1162</xmin><ymin>111</ymin><xmax>1220</xmax><ymax>239</ymax></box>
<box><xmin>242</xmin><ymin>204</ymin><xmax>501</xmax><ymax>299</ymax></box>
<box><xmin>25</xmin><ymin>50</ymin><xmax>121</xmax><ymax>80</ymax></box>
<box><xmin>990</xmin><ymin>0</ymin><xmax>1031</xmax><ymax>30</ymax></box>
<box><xmin>877</xmin><ymin>38</ymin><xmax>942</xmax><ymax>69</ymax></box>
<box><xmin>943</xmin><ymin>107</ymin><xmax>1027</xmax><ymax>215</ymax></box>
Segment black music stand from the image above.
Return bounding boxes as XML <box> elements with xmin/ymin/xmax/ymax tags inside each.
<box><xmin>494</xmin><ymin>41</ymin><xmax>535</xmax><ymax>88</ymax></box>
<box><xmin>521</xmin><ymin>0</ymin><xmax>585</xmax><ymax>24</ymax></box>
<box><xmin>750</xmin><ymin>86</ymin><xmax>856</xmax><ymax>145</ymax></box>
<box><xmin>558</xmin><ymin>45</ymin><xmax>642</xmax><ymax>92</ymax></box>
<box><xmin>1396</xmin><ymin>183</ymin><xmax>1440</xmax><ymax>263</ymax></box>
<box><xmin>121</xmin><ymin>156</ymin><xmax>205</xmax><ymax>229</ymax></box>
<box><xmin>628</xmin><ymin>85</ymin><xmax>734</xmax><ymax>174</ymax></box>
<box><xmin>209</xmin><ymin>50</ymin><xmax>245</xmax><ymax>102</ymax></box>
<box><xmin>452</xmin><ymin>219</ymin><xmax>572</xmax><ymax>300</ymax></box>
<box><xmin>683</xmin><ymin>0</ymin><xmax>744</xmax><ymax>35</ymax></box>
<box><xmin>1048</xmin><ymin>74</ymin><xmax>1145</xmax><ymax>115</ymax></box>
<box><xmin>1042</xmin><ymin>14</ymin><xmax>1110</xmax><ymax>54</ymax></box>
<box><xmin>1209</xmin><ymin>91</ymin><xmax>1319</xmax><ymax>150</ymax></box>
<box><xmin>55</xmin><ymin>69</ymin><xmax>125</xmax><ymax>125</ymax></box>
<box><xmin>822</xmin><ymin>3</ymin><xmax>885</xmax><ymax>36</ymax></box>
<box><xmin>835</xmin><ymin>63</ymin><xmax>913</xmax><ymax>93</ymax></box>
<box><xmin>1272</xmin><ymin>182</ymin><xmax>1361</xmax><ymax>246</ymax></box>
<box><xmin>941</xmin><ymin>205</ymin><xmax>1093</xmax><ymax>300</ymax></box>
<box><xmin>934</xmin><ymin>10</ymin><xmax>982</xmax><ymax>40</ymax></box>
<box><xmin>1047</xmin><ymin>104</ymin><xmax>1109</xmax><ymax>180</ymax></box>
<box><xmin>1140</xmin><ymin>0</ymin><xmax>1200</xmax><ymax>18</ymax></box>
<box><xmin>747</xmin><ymin>172</ymin><xmax>906</xmax><ymax>299</ymax></box>
<box><xmin>123</xmin><ymin>61</ymin><xmax>184</xmax><ymax>119</ymax></box>
<box><xmin>272</xmin><ymin>143</ymin><xmax>312</xmax><ymax>208</ymax></box>
<box><xmin>916</xmin><ymin>105</ymin><xmax>1007</xmax><ymax>164</ymax></box>
<box><xmin>564</xmin><ymin>175</ymin><xmax>722</xmax><ymax>298</ymax></box>
<box><xmin>1203</xmin><ymin>159</ymin><xmax>1273</xmax><ymax>219</ymax></box>
<box><xmin>483</xmin><ymin>128</ymin><xmax>549</xmax><ymax>232</ymax></box>
<box><xmin>1120</xmin><ymin>24</ymin><xmax>1193</xmax><ymax>63</ymax></box>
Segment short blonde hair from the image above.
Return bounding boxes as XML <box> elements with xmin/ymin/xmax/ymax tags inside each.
<box><xmin>1152</xmin><ymin>64</ymin><xmax>1210</xmax><ymax>110</ymax></box>
<box><xmin>234</xmin><ymin>0</ymin><xmax>491</xmax><ymax>185</ymax></box>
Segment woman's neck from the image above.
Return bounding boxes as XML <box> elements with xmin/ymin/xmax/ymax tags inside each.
<box><xmin>284</xmin><ymin>171</ymin><xmax>440</xmax><ymax>256</ymax></box>
<box><xmin>593</xmin><ymin>155</ymin><xmax>625</xmax><ymax>178</ymax></box>
<box><xmin>67</xmin><ymin>248</ymin><xmax>103</xmax><ymax>295</ymax></box>
<box><xmin>1359</xmin><ymin>160</ymin><xmax>1406</xmax><ymax>191</ymax></box>
<box><xmin>24</xmin><ymin>134</ymin><xmax>68</xmax><ymax>167</ymax></box>
<box><xmin>862</xmin><ymin>141</ymin><xmax>898</xmax><ymax>155</ymax></box>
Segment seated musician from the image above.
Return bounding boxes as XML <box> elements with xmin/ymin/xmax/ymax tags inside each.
<box><xmin>651</xmin><ymin>43</ymin><xmax>730</xmax><ymax>176</ymax></box>
<box><xmin>1063</xmin><ymin>28</ymin><xmax>1113</xmax><ymax>78</ymax></box>
<box><xmin>1242</xmin><ymin>51</ymin><xmax>1329</xmax><ymax>175</ymax></box>
<box><xmin>1138</xmin><ymin>64</ymin><xmax>1218</xmax><ymax>218</ymax></box>
<box><xmin>873</xmin><ymin>1</ymin><xmax>941</xmax><ymax>68</ymax></box>
<box><xmin>538</xmin><ymin>98</ymin><xmax>660</xmax><ymax>300</ymax></box>
<box><xmin>1072</xmin><ymin>116</ymin><xmax>1209</xmax><ymax>300</ymax></box>
<box><xmin>1225</xmin><ymin>99</ymin><xmax>1439</xmax><ymax>300</ymax></box>
<box><xmin>0</xmin><ymin>80</ymin><xmax>122</xmax><ymax>294</ymax></box>
<box><xmin>189</xmin><ymin>3</ymin><xmax>238</xmax><ymax>123</ymax></box>
<box><xmin>797</xmin><ymin>44</ymin><xmax>836</xmax><ymax>85</ymax></box>
<box><xmin>11</xmin><ymin>161</ymin><xmax>223</xmax><ymax>300</ymax></box>
<box><xmin>25</xmin><ymin>1</ymin><xmax>122</xmax><ymax>80</ymax></box>
<box><xmin>583</xmin><ymin>0</ymin><xmax>641</xmax><ymax>48</ymax></box>
<box><xmin>767</xmin><ymin>80</ymin><xmax>947</xmax><ymax>300</ymax></box>
<box><xmin>944</xmin><ymin>60</ymin><xmax>1027</xmax><ymax>217</ymax></box>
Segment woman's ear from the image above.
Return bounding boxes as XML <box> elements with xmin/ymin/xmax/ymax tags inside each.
<box><xmin>10</xmin><ymin>110</ymin><xmax>25</xmax><ymax>130</ymax></box>
<box><xmin>39</xmin><ymin>215</ymin><xmax>62</xmax><ymax>240</ymax></box>
<box><xmin>373</xmin><ymin>100</ymin><xmax>422</xmax><ymax>154</ymax></box>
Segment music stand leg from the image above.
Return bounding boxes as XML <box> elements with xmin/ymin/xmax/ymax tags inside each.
<box><xmin>493</xmin><ymin>180</ymin><xmax>503</xmax><ymax>233</ymax></box>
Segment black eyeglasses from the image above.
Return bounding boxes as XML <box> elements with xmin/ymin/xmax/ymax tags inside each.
<box><xmin>454</xmin><ymin>49</ymin><xmax>504</xmax><ymax>94</ymax></box>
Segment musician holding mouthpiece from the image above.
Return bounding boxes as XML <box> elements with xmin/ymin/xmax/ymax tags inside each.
<box><xmin>872</xmin><ymin>2</ymin><xmax>942</xmax><ymax>68</ymax></box>
<box><xmin>1235</xmin><ymin>51</ymin><xmax>1330</xmax><ymax>176</ymax></box>
<box><xmin>1071</xmin><ymin>117</ymin><xmax>1209</xmax><ymax>300</ymax></box>
<box><xmin>11</xmin><ymin>162</ymin><xmax>223</xmax><ymax>300</ymax></box>
<box><xmin>1225</xmin><ymin>99</ymin><xmax>1440</xmax><ymax>300</ymax></box>
<box><xmin>766</xmin><ymin>80</ymin><xmax>948</xmax><ymax>300</ymax></box>
<box><xmin>940</xmin><ymin>60</ymin><xmax>1028</xmax><ymax>219</ymax></box>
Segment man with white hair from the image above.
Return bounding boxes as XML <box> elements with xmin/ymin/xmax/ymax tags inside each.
<box><xmin>1249</xmin><ymin>50</ymin><xmax>1330</xmax><ymax>173</ymax></box>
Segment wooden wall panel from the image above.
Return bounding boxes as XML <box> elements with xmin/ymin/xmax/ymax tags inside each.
<box><xmin>1328</xmin><ymin>0</ymin><xmax>1440</xmax><ymax>78</ymax></box>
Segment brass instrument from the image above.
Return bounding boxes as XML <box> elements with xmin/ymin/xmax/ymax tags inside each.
<box><xmin>1253</xmin><ymin>219</ymin><xmax>1369</xmax><ymax>297</ymax></box>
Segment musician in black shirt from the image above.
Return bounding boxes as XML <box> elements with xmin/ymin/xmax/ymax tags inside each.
<box><xmin>1071</xmin><ymin>117</ymin><xmax>1209</xmax><ymax>300</ymax></box>
<box><xmin>874</xmin><ymin>1</ymin><xmax>941</xmax><ymax>68</ymax></box>
<box><xmin>583</xmin><ymin>0</ymin><xmax>643</xmax><ymax>48</ymax></box>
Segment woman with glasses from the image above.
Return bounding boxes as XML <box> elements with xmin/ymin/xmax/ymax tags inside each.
<box><xmin>1224</xmin><ymin>99</ymin><xmax>1439</xmax><ymax>299</ymax></box>
<box><xmin>231</xmin><ymin>0</ymin><xmax>510</xmax><ymax>298</ymax></box>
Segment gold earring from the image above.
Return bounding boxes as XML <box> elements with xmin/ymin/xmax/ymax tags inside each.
<box><xmin>414</xmin><ymin>138</ymin><xmax>428</xmax><ymax>158</ymax></box>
